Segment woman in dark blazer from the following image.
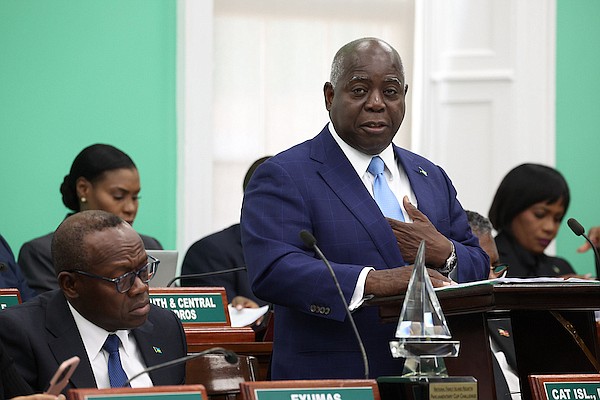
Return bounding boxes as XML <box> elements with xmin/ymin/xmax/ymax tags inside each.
<box><xmin>18</xmin><ymin>144</ymin><xmax>162</xmax><ymax>294</ymax></box>
<box><xmin>488</xmin><ymin>163</ymin><xmax>576</xmax><ymax>277</ymax></box>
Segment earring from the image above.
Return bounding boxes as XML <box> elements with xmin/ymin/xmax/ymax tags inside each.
<box><xmin>80</xmin><ymin>197</ymin><xmax>87</xmax><ymax>203</ymax></box>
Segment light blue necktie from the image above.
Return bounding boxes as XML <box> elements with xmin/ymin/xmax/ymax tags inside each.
<box><xmin>103</xmin><ymin>334</ymin><xmax>131</xmax><ymax>388</ymax></box>
<box><xmin>368</xmin><ymin>156</ymin><xmax>404</xmax><ymax>221</ymax></box>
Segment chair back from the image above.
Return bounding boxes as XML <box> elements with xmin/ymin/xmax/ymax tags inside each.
<box><xmin>186</xmin><ymin>353</ymin><xmax>258</xmax><ymax>400</ymax></box>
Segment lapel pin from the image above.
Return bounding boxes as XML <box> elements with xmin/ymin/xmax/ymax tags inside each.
<box><xmin>418</xmin><ymin>167</ymin><xmax>428</xmax><ymax>177</ymax></box>
<box><xmin>153</xmin><ymin>346</ymin><xmax>162</xmax><ymax>354</ymax></box>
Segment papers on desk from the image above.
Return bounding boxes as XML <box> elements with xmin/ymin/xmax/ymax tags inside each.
<box><xmin>435</xmin><ymin>276</ymin><xmax>600</xmax><ymax>292</ymax></box>
<box><xmin>228</xmin><ymin>304</ymin><xmax>270</xmax><ymax>327</ymax></box>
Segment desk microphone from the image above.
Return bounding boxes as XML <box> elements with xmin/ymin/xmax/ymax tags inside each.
<box><xmin>123</xmin><ymin>347</ymin><xmax>238</xmax><ymax>386</ymax></box>
<box><xmin>167</xmin><ymin>266</ymin><xmax>247</xmax><ymax>287</ymax></box>
<box><xmin>567</xmin><ymin>218</ymin><xmax>600</xmax><ymax>280</ymax></box>
<box><xmin>299</xmin><ymin>230</ymin><xmax>369</xmax><ymax>379</ymax></box>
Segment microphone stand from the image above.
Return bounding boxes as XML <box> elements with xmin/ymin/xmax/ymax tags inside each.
<box><xmin>167</xmin><ymin>267</ymin><xmax>247</xmax><ymax>287</ymax></box>
<box><xmin>300</xmin><ymin>230</ymin><xmax>370</xmax><ymax>379</ymax></box>
<box><xmin>123</xmin><ymin>347</ymin><xmax>238</xmax><ymax>386</ymax></box>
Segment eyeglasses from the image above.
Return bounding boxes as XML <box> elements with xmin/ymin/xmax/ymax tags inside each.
<box><xmin>67</xmin><ymin>255</ymin><xmax>160</xmax><ymax>293</ymax></box>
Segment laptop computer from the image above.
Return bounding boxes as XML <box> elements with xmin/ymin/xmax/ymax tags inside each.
<box><xmin>146</xmin><ymin>250</ymin><xmax>179</xmax><ymax>287</ymax></box>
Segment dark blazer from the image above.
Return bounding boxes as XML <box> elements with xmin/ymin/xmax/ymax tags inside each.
<box><xmin>19</xmin><ymin>230</ymin><xmax>162</xmax><ymax>294</ymax></box>
<box><xmin>1</xmin><ymin>338</ymin><xmax>34</xmax><ymax>400</ymax></box>
<box><xmin>181</xmin><ymin>224</ymin><xmax>265</xmax><ymax>305</ymax></box>
<box><xmin>0</xmin><ymin>234</ymin><xmax>36</xmax><ymax>302</ymax></box>
<box><xmin>0</xmin><ymin>290</ymin><xmax>186</xmax><ymax>393</ymax></box>
<box><xmin>495</xmin><ymin>231</ymin><xmax>575</xmax><ymax>277</ymax></box>
<box><xmin>241</xmin><ymin>125</ymin><xmax>489</xmax><ymax>379</ymax></box>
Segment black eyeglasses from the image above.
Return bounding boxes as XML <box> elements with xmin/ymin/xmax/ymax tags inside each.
<box><xmin>67</xmin><ymin>255</ymin><xmax>160</xmax><ymax>293</ymax></box>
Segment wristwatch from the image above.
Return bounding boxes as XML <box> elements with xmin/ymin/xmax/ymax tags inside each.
<box><xmin>438</xmin><ymin>241</ymin><xmax>457</xmax><ymax>276</ymax></box>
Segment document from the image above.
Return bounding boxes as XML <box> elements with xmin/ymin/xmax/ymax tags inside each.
<box><xmin>435</xmin><ymin>276</ymin><xmax>600</xmax><ymax>292</ymax></box>
<box><xmin>228</xmin><ymin>304</ymin><xmax>270</xmax><ymax>327</ymax></box>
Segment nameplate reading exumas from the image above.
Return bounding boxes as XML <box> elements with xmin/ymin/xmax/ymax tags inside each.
<box><xmin>252</xmin><ymin>387</ymin><xmax>375</xmax><ymax>400</ymax></box>
<box><xmin>82</xmin><ymin>393</ymin><xmax>202</xmax><ymax>400</ymax></box>
<box><xmin>0</xmin><ymin>289</ymin><xmax>21</xmax><ymax>309</ymax></box>
<box><xmin>149</xmin><ymin>287</ymin><xmax>229</xmax><ymax>325</ymax></box>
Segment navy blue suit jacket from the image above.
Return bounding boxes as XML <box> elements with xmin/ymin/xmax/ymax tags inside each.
<box><xmin>241</xmin><ymin>125</ymin><xmax>488</xmax><ymax>379</ymax></box>
<box><xmin>0</xmin><ymin>290</ymin><xmax>187</xmax><ymax>393</ymax></box>
<box><xmin>0</xmin><ymin>234</ymin><xmax>36</xmax><ymax>302</ymax></box>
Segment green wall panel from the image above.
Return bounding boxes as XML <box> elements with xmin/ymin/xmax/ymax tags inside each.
<box><xmin>556</xmin><ymin>0</ymin><xmax>600</xmax><ymax>275</ymax></box>
<box><xmin>0</xmin><ymin>0</ymin><xmax>177</xmax><ymax>254</ymax></box>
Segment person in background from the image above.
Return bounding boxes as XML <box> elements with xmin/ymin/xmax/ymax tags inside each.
<box><xmin>488</xmin><ymin>163</ymin><xmax>580</xmax><ymax>278</ymax></box>
<box><xmin>464</xmin><ymin>211</ymin><xmax>507</xmax><ymax>279</ymax></box>
<box><xmin>181</xmin><ymin>156</ymin><xmax>271</xmax><ymax>311</ymax></box>
<box><xmin>0</xmin><ymin>210</ymin><xmax>186</xmax><ymax>393</ymax></box>
<box><xmin>241</xmin><ymin>37</ymin><xmax>488</xmax><ymax>380</ymax></box>
<box><xmin>19</xmin><ymin>144</ymin><xmax>162</xmax><ymax>294</ymax></box>
<box><xmin>0</xmin><ymin>235</ymin><xmax>36</xmax><ymax>302</ymax></box>
<box><xmin>465</xmin><ymin>210</ymin><xmax>518</xmax><ymax>400</ymax></box>
<box><xmin>577</xmin><ymin>226</ymin><xmax>600</xmax><ymax>254</ymax></box>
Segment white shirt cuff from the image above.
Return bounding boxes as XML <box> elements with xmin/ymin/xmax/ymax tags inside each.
<box><xmin>349</xmin><ymin>267</ymin><xmax>375</xmax><ymax>311</ymax></box>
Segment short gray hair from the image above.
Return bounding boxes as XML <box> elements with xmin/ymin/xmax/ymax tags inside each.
<box><xmin>329</xmin><ymin>37</ymin><xmax>404</xmax><ymax>89</ymax></box>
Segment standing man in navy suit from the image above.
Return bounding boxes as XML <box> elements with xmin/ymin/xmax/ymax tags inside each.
<box><xmin>241</xmin><ymin>37</ymin><xmax>489</xmax><ymax>379</ymax></box>
<box><xmin>0</xmin><ymin>210</ymin><xmax>186</xmax><ymax>393</ymax></box>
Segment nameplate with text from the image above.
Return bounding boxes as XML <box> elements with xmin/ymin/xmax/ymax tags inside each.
<box><xmin>529</xmin><ymin>374</ymin><xmax>600</xmax><ymax>400</ymax></box>
<box><xmin>149</xmin><ymin>287</ymin><xmax>229</xmax><ymax>325</ymax></box>
<box><xmin>0</xmin><ymin>289</ymin><xmax>21</xmax><ymax>309</ymax></box>
<box><xmin>82</xmin><ymin>393</ymin><xmax>203</xmax><ymax>400</ymax></box>
<box><xmin>542</xmin><ymin>382</ymin><xmax>600</xmax><ymax>400</ymax></box>
<box><xmin>252</xmin><ymin>387</ymin><xmax>376</xmax><ymax>400</ymax></box>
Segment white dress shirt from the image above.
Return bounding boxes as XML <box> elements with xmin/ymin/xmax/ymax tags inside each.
<box><xmin>67</xmin><ymin>302</ymin><xmax>153</xmax><ymax>388</ymax></box>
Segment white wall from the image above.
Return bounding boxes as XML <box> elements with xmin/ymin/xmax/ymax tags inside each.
<box><xmin>177</xmin><ymin>0</ymin><xmax>556</xmax><ymax>255</ymax></box>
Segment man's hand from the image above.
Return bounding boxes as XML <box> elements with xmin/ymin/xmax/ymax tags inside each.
<box><xmin>386</xmin><ymin>196</ymin><xmax>452</xmax><ymax>268</ymax></box>
<box><xmin>364</xmin><ymin>266</ymin><xmax>452</xmax><ymax>298</ymax></box>
<box><xmin>230</xmin><ymin>296</ymin><xmax>259</xmax><ymax>310</ymax></box>
<box><xmin>577</xmin><ymin>226</ymin><xmax>600</xmax><ymax>253</ymax></box>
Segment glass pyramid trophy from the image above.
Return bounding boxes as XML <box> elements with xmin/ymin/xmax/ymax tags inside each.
<box><xmin>389</xmin><ymin>240</ymin><xmax>460</xmax><ymax>376</ymax></box>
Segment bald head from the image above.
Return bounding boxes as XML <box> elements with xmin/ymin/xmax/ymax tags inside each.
<box><xmin>52</xmin><ymin>210</ymin><xmax>126</xmax><ymax>275</ymax></box>
<box><xmin>329</xmin><ymin>37</ymin><xmax>405</xmax><ymax>89</ymax></box>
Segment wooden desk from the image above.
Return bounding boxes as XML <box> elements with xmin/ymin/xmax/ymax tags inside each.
<box><xmin>366</xmin><ymin>282</ymin><xmax>600</xmax><ymax>400</ymax></box>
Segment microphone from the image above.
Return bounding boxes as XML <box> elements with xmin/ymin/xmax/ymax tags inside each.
<box><xmin>123</xmin><ymin>347</ymin><xmax>238</xmax><ymax>386</ymax></box>
<box><xmin>567</xmin><ymin>218</ymin><xmax>600</xmax><ymax>280</ymax></box>
<box><xmin>299</xmin><ymin>230</ymin><xmax>369</xmax><ymax>379</ymax></box>
<box><xmin>167</xmin><ymin>266</ymin><xmax>247</xmax><ymax>287</ymax></box>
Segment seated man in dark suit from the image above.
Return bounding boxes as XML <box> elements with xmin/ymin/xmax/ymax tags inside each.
<box><xmin>0</xmin><ymin>234</ymin><xmax>37</xmax><ymax>302</ymax></box>
<box><xmin>181</xmin><ymin>156</ymin><xmax>270</xmax><ymax>309</ymax></box>
<box><xmin>0</xmin><ymin>210</ymin><xmax>187</xmax><ymax>393</ymax></box>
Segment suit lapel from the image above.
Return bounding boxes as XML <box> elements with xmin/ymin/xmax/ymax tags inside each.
<box><xmin>312</xmin><ymin>128</ymin><xmax>405</xmax><ymax>267</ymax></box>
<box><xmin>46</xmin><ymin>291</ymin><xmax>97</xmax><ymax>388</ymax></box>
<box><xmin>395</xmin><ymin>146</ymin><xmax>438</xmax><ymax>223</ymax></box>
<box><xmin>132</xmin><ymin>317</ymin><xmax>174</xmax><ymax>385</ymax></box>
